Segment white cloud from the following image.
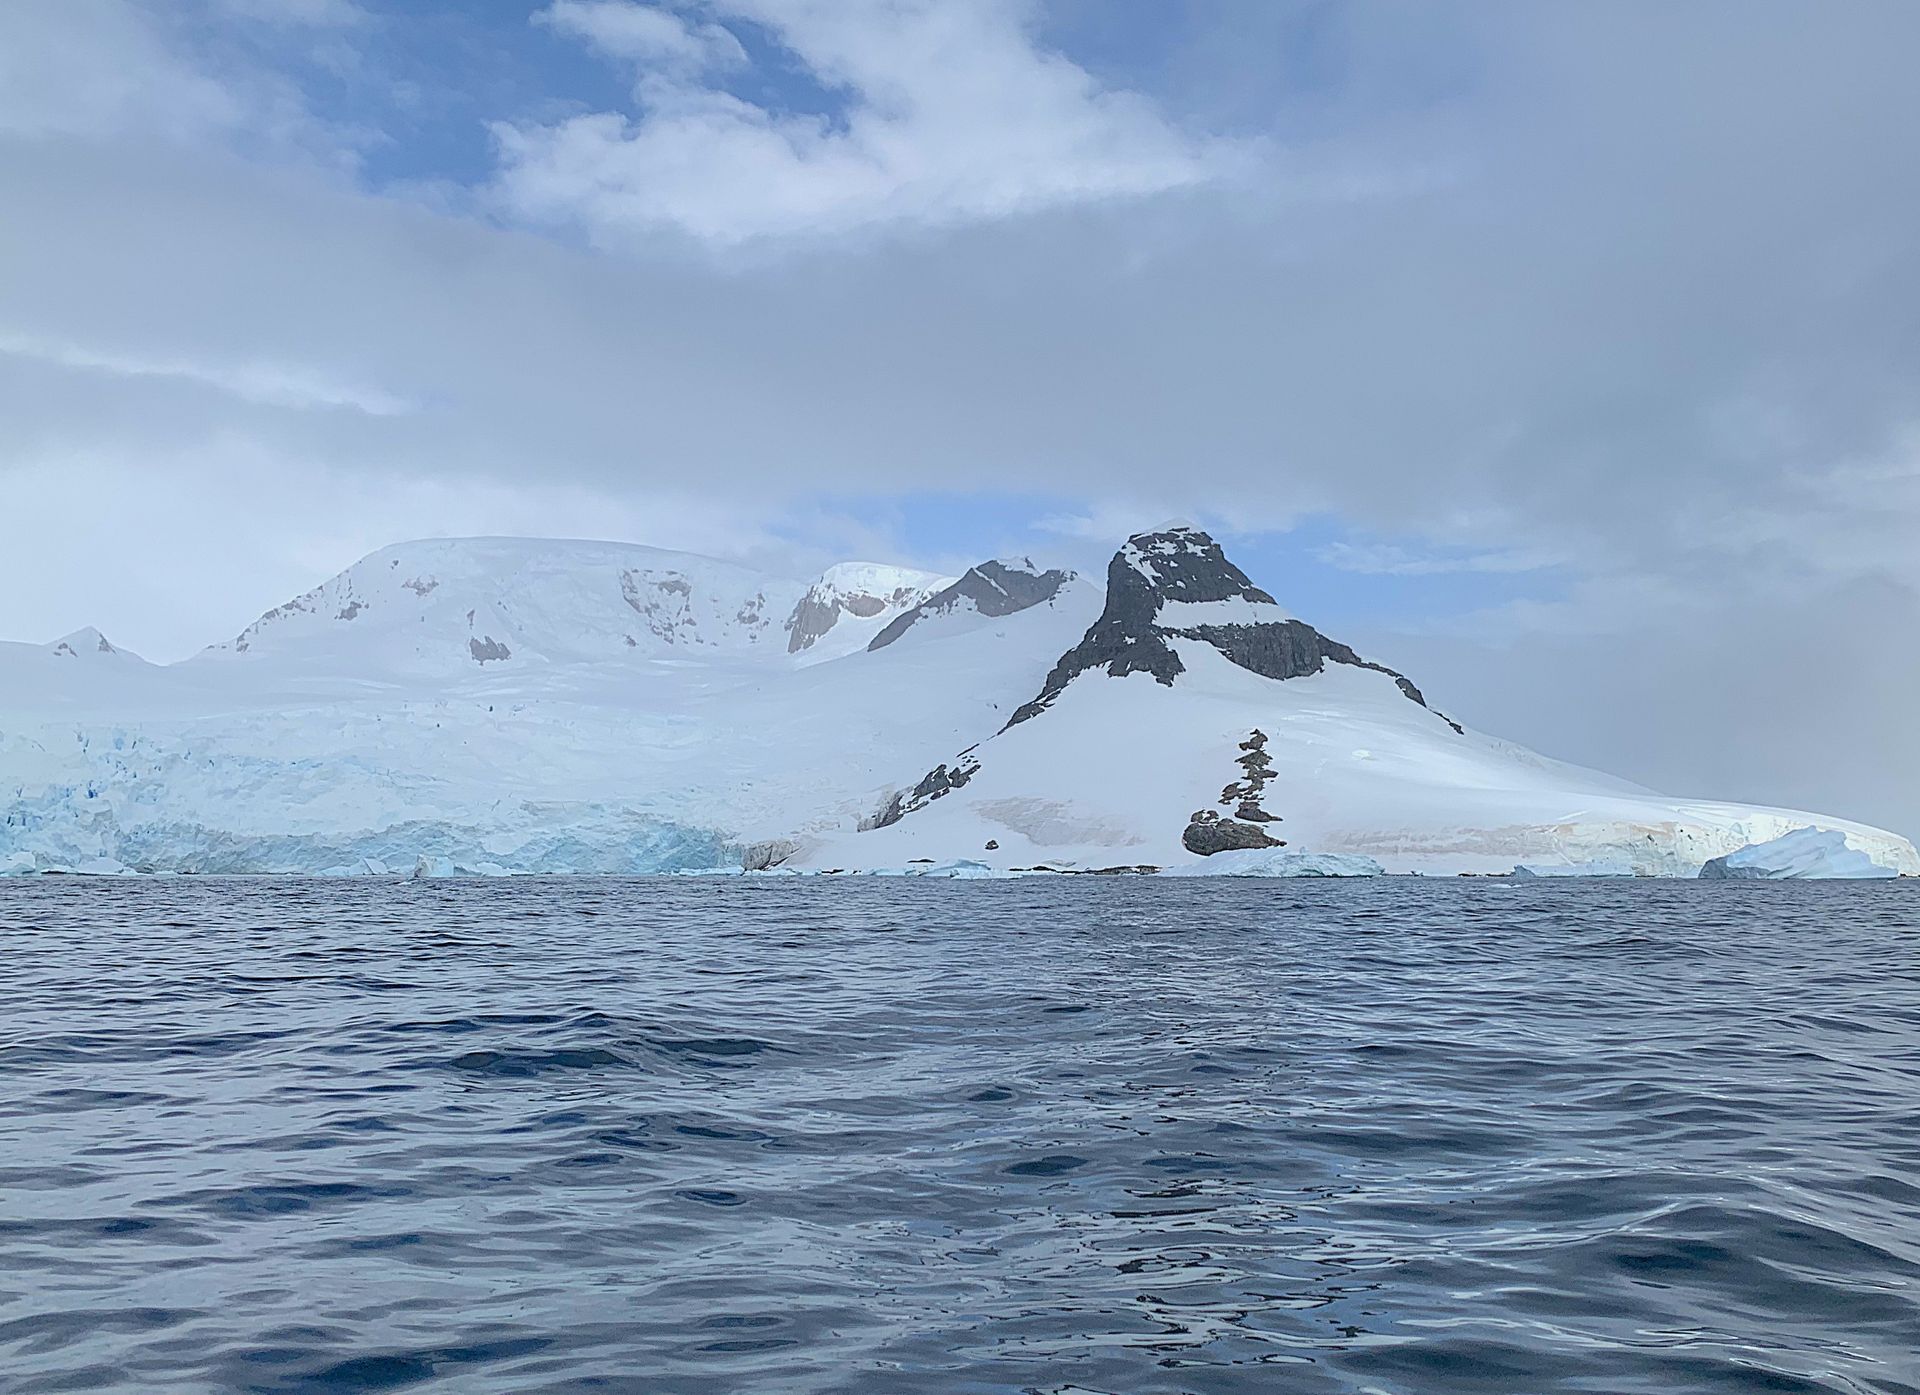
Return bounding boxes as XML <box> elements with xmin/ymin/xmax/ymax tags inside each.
<box><xmin>537</xmin><ymin>0</ymin><xmax>745</xmax><ymax>71</ymax></box>
<box><xmin>0</xmin><ymin>0</ymin><xmax>351</xmax><ymax>163</ymax></box>
<box><xmin>1316</xmin><ymin>540</ymin><xmax>1561</xmax><ymax>577</ymax></box>
<box><xmin>0</xmin><ymin>331</ymin><xmax>412</xmax><ymax>417</ymax></box>
<box><xmin>495</xmin><ymin>0</ymin><xmax>1242</xmax><ymax>245</ymax></box>
<box><xmin>0</xmin><ymin>0</ymin><xmax>245</xmax><ymax>144</ymax></box>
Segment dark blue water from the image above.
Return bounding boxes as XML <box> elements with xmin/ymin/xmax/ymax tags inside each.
<box><xmin>2</xmin><ymin>879</ymin><xmax>1918</xmax><ymax>1394</ymax></box>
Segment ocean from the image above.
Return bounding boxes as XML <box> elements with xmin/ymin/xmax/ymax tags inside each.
<box><xmin>2</xmin><ymin>877</ymin><xmax>1916</xmax><ymax>1394</ymax></box>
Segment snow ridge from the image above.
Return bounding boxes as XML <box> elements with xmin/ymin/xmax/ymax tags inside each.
<box><xmin>47</xmin><ymin>627</ymin><xmax>143</xmax><ymax>663</ymax></box>
<box><xmin>198</xmin><ymin>537</ymin><xmax>810</xmax><ymax>676</ymax></box>
<box><xmin>868</xmin><ymin>557</ymin><xmax>1077</xmax><ymax>652</ymax></box>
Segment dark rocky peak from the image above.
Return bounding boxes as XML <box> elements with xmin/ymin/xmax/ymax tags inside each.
<box><xmin>1115</xmin><ymin>523</ymin><xmax>1276</xmax><ymax>606</ymax></box>
<box><xmin>1007</xmin><ymin>525</ymin><xmax>1461</xmax><ymax>733</ymax></box>
<box><xmin>868</xmin><ymin>557</ymin><xmax>1074</xmax><ymax>652</ymax></box>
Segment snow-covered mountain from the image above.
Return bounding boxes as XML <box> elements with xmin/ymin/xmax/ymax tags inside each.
<box><xmin>783</xmin><ymin>561</ymin><xmax>952</xmax><ymax>662</ymax></box>
<box><xmin>47</xmin><ymin>627</ymin><xmax>146</xmax><ymax>664</ymax></box>
<box><xmin>2</xmin><ymin>528</ymin><xmax>1913</xmax><ymax>878</ymax></box>
<box><xmin>189</xmin><ymin>538</ymin><xmax>939</xmax><ymax>679</ymax></box>
<box><xmin>816</xmin><ymin>525</ymin><xmax>1920</xmax><ymax>877</ymax></box>
<box><xmin>868</xmin><ymin>557</ymin><xmax>1078</xmax><ymax>652</ymax></box>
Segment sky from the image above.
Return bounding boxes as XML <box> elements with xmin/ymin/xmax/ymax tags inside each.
<box><xmin>2</xmin><ymin>0</ymin><xmax>1918</xmax><ymax>837</ymax></box>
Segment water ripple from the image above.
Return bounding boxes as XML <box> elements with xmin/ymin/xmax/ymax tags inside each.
<box><xmin>1</xmin><ymin>877</ymin><xmax>1917</xmax><ymax>1393</ymax></box>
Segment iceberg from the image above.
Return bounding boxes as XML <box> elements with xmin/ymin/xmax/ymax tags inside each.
<box><xmin>1698</xmin><ymin>828</ymin><xmax>1901</xmax><ymax>880</ymax></box>
<box><xmin>1159</xmin><ymin>848</ymin><xmax>1384</xmax><ymax>877</ymax></box>
<box><xmin>866</xmin><ymin>859</ymin><xmax>1006</xmax><ymax>879</ymax></box>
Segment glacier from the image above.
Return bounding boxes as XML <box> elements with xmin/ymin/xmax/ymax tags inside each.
<box><xmin>3</xmin><ymin>529</ymin><xmax>1915</xmax><ymax>880</ymax></box>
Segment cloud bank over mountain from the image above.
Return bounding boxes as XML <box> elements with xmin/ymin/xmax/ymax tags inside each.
<box><xmin>2</xmin><ymin>0</ymin><xmax>1917</xmax><ymax>836</ymax></box>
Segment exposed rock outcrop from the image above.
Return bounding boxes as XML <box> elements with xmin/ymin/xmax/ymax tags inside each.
<box><xmin>741</xmin><ymin>839</ymin><xmax>799</xmax><ymax>871</ymax></box>
<box><xmin>868</xmin><ymin>558</ymin><xmax>1075</xmax><ymax>651</ymax></box>
<box><xmin>783</xmin><ymin>563</ymin><xmax>946</xmax><ymax>654</ymax></box>
<box><xmin>868</xmin><ymin>751</ymin><xmax>983</xmax><ymax>830</ymax></box>
<box><xmin>1220</xmin><ymin>729</ymin><xmax>1279</xmax><ymax>822</ymax></box>
<box><xmin>1182</xmin><ymin>810</ymin><xmax>1285</xmax><ymax>856</ymax></box>
<box><xmin>1007</xmin><ymin>525</ymin><xmax>1457</xmax><ymax>732</ymax></box>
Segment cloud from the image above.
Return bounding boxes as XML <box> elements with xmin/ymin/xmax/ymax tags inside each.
<box><xmin>494</xmin><ymin>0</ymin><xmax>1242</xmax><ymax>245</ymax></box>
<box><xmin>537</xmin><ymin>0</ymin><xmax>746</xmax><ymax>72</ymax></box>
<box><xmin>0</xmin><ymin>331</ymin><xmax>412</xmax><ymax>417</ymax></box>
<box><xmin>1367</xmin><ymin>573</ymin><xmax>1920</xmax><ymax>846</ymax></box>
<box><xmin>1315</xmin><ymin>541</ymin><xmax>1560</xmax><ymax>577</ymax></box>
<box><xmin>3</xmin><ymin>1</ymin><xmax>1920</xmax><ymax>831</ymax></box>
<box><xmin>0</xmin><ymin>0</ymin><xmax>245</xmax><ymax>144</ymax></box>
<box><xmin>0</xmin><ymin>0</ymin><xmax>354</xmax><ymax>164</ymax></box>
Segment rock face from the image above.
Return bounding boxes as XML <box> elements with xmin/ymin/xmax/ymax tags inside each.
<box><xmin>1182</xmin><ymin>810</ymin><xmax>1285</xmax><ymax>856</ymax></box>
<box><xmin>868</xmin><ymin>753</ymin><xmax>982</xmax><ymax>829</ymax></box>
<box><xmin>1006</xmin><ymin>525</ymin><xmax>1455</xmax><ymax>730</ymax></box>
<box><xmin>740</xmin><ymin>838</ymin><xmax>798</xmax><ymax>871</ymax></box>
<box><xmin>1221</xmin><ymin>729</ymin><xmax>1278</xmax><ymax>822</ymax></box>
<box><xmin>869</xmin><ymin>558</ymin><xmax>1075</xmax><ymax>651</ymax></box>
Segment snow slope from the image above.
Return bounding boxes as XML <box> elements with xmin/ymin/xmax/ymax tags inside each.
<box><xmin>3</xmin><ymin>528</ymin><xmax>1913</xmax><ymax>877</ymax></box>
<box><xmin>805</xmin><ymin>526</ymin><xmax>1920</xmax><ymax>877</ymax></box>
<box><xmin>187</xmin><ymin>538</ymin><xmax>938</xmax><ymax>681</ymax></box>
<box><xmin>0</xmin><ymin>543</ymin><xmax>1098</xmax><ymax>874</ymax></box>
<box><xmin>868</xmin><ymin>558</ymin><xmax>1077</xmax><ymax>652</ymax></box>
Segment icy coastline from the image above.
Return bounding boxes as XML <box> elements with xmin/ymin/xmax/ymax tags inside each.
<box><xmin>6</xmin><ymin>531</ymin><xmax>1914</xmax><ymax>881</ymax></box>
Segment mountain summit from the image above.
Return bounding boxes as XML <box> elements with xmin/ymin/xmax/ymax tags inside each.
<box><xmin>193</xmin><ymin>538</ymin><xmax>940</xmax><ymax>676</ymax></box>
<box><xmin>47</xmin><ymin>627</ymin><xmax>143</xmax><ymax>663</ymax></box>
<box><xmin>783</xmin><ymin>562</ymin><xmax>950</xmax><ymax>658</ymax></box>
<box><xmin>1007</xmin><ymin>524</ymin><xmax>1449</xmax><ymax>729</ymax></box>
